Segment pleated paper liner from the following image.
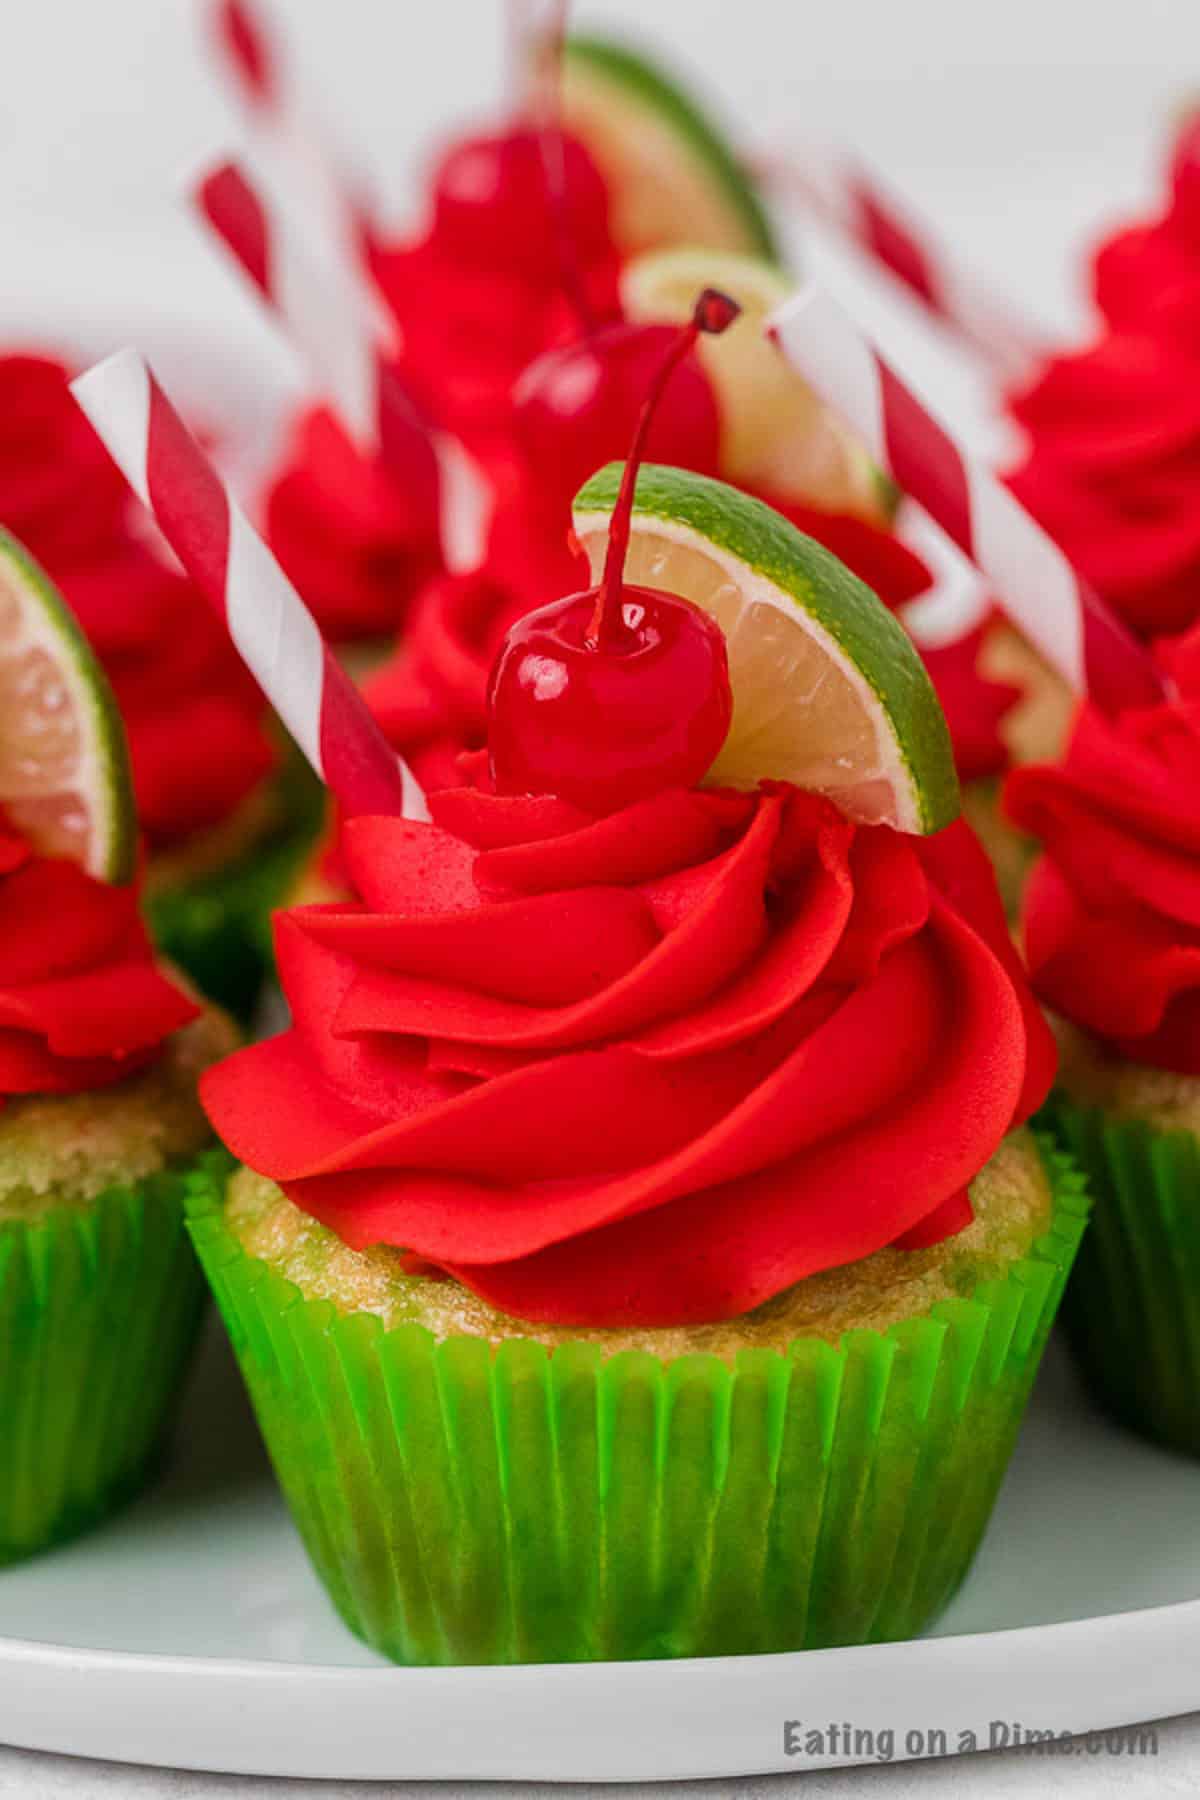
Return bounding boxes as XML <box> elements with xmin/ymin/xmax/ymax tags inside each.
<box><xmin>186</xmin><ymin>1140</ymin><xmax>1089</xmax><ymax>1666</ymax></box>
<box><xmin>1051</xmin><ymin>1096</ymin><xmax>1200</xmax><ymax>1457</ymax></box>
<box><xmin>0</xmin><ymin>1163</ymin><xmax>209</xmax><ymax>1565</ymax></box>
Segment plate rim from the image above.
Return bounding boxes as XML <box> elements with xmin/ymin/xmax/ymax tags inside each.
<box><xmin>2</xmin><ymin>1593</ymin><xmax>1198</xmax><ymax>1782</ymax></box>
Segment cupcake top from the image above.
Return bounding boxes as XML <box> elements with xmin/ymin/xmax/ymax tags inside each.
<box><xmin>263</xmin><ymin>403</ymin><xmax>444</xmax><ymax>648</ymax></box>
<box><xmin>203</xmin><ymin>781</ymin><xmax>1053</xmax><ymax>1327</ymax></box>
<box><xmin>0</xmin><ymin>814</ymin><xmax>197</xmax><ymax>1103</ymax></box>
<box><xmin>369</xmin><ymin>124</ymin><xmax>620</xmax><ymax>458</ymax></box>
<box><xmin>1006</xmin><ymin>654</ymin><xmax>1200</xmax><ymax>1075</ymax></box>
<box><xmin>1006</xmin><ymin>118</ymin><xmax>1200</xmax><ymax>640</ymax></box>
<box><xmin>1008</xmin><ymin>332</ymin><xmax>1200</xmax><ymax>638</ymax></box>
<box><xmin>1092</xmin><ymin>111</ymin><xmax>1200</xmax><ymax>349</ymax></box>
<box><xmin>0</xmin><ymin>354</ymin><xmax>275</xmax><ymax>848</ymax></box>
<box><xmin>209</xmin><ymin>306</ymin><xmax>1054</xmax><ymax>1331</ymax></box>
<box><xmin>0</xmin><ymin>355</ymin><xmax>129</xmax><ymax>568</ymax></box>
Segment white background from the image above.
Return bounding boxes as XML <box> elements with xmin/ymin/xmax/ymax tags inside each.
<box><xmin>3</xmin><ymin>0</ymin><xmax>1199</xmax><ymax>445</ymax></box>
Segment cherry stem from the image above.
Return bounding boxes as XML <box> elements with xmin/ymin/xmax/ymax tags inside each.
<box><xmin>588</xmin><ymin>288</ymin><xmax>741</xmax><ymax>650</ymax></box>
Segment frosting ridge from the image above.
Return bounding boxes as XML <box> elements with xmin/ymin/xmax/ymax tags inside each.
<box><xmin>204</xmin><ymin>784</ymin><xmax>1053</xmax><ymax>1325</ymax></box>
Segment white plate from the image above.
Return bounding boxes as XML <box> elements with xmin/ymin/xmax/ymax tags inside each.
<box><xmin>0</xmin><ymin>1324</ymin><xmax>1196</xmax><ymax>1783</ymax></box>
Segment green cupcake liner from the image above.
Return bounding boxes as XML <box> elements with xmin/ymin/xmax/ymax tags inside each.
<box><xmin>186</xmin><ymin>1140</ymin><xmax>1088</xmax><ymax>1665</ymax></box>
<box><xmin>1049</xmin><ymin>1095</ymin><xmax>1200</xmax><ymax>1457</ymax></box>
<box><xmin>146</xmin><ymin>752</ymin><xmax>326</xmax><ymax>1023</ymax></box>
<box><xmin>0</xmin><ymin>1160</ymin><xmax>211</xmax><ymax>1564</ymax></box>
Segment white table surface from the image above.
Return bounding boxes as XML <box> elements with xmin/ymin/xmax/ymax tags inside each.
<box><xmin>5</xmin><ymin>0</ymin><xmax>1200</xmax><ymax>1791</ymax></box>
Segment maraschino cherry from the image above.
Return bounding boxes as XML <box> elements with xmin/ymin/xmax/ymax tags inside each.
<box><xmin>428</xmin><ymin>127</ymin><xmax>612</xmax><ymax>288</ymax></box>
<box><xmin>487</xmin><ymin>289</ymin><xmax>739</xmax><ymax>814</ymax></box>
<box><xmin>369</xmin><ymin>1</ymin><xmax>619</xmax><ymax>452</ymax></box>
<box><xmin>424</xmin><ymin>0</ymin><xmax>613</xmax><ymax>290</ymax></box>
<box><xmin>510</xmin><ymin>321</ymin><xmax>723</xmax><ymax>505</ymax></box>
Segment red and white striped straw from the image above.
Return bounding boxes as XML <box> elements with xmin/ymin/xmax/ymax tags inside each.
<box><xmin>207</xmin><ymin>0</ymin><xmax>374</xmax><ymax>254</ymax></box>
<box><xmin>195</xmin><ymin>160</ymin><xmax>405</xmax><ymax>457</ymax></box>
<box><xmin>509</xmin><ymin>0</ymin><xmax>569</xmax><ymax>109</ymax></box>
<box><xmin>759</xmin><ymin>144</ymin><xmax>1045</xmax><ymax>386</ymax></box>
<box><xmin>769</xmin><ymin>282</ymin><xmax>1165</xmax><ymax>715</ymax></box>
<box><xmin>71</xmin><ymin>351</ymin><xmax>428</xmax><ymax>822</ymax></box>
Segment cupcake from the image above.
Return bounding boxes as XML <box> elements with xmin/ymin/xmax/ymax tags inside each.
<box><xmin>283</xmin><ymin>243</ymin><xmax>934</xmax><ymax>907</ymax></box>
<box><xmin>364</xmin><ymin>30</ymin><xmax>773</xmax><ymax>467</ymax></box>
<box><xmin>261</xmin><ymin>19</ymin><xmax>778</xmax><ymax>611</ymax></box>
<box><xmin>1008</xmin><ymin>330</ymin><xmax>1200</xmax><ymax>641</ymax></box>
<box><xmin>1007</xmin><ymin>114</ymin><xmax>1200</xmax><ymax>644</ymax></box>
<box><xmin>0</xmin><ymin>352</ymin><xmax>318</xmax><ymax>1017</ymax></box>
<box><xmin>1092</xmin><ymin>107</ymin><xmax>1200</xmax><ymax>350</ymax></box>
<box><xmin>377</xmin><ymin>241</ymin><xmax>928</xmax><ymax>777</ymax></box>
<box><xmin>261</xmin><ymin>400</ymin><xmax>445</xmax><ymax>664</ymax></box>
<box><xmin>0</xmin><ymin>528</ymin><xmax>236</xmax><ymax>1560</ymax></box>
<box><xmin>1006</xmin><ymin>639</ymin><xmax>1200</xmax><ymax>1455</ymax></box>
<box><xmin>190</xmin><ymin>300</ymin><xmax>1083</xmax><ymax>1664</ymax></box>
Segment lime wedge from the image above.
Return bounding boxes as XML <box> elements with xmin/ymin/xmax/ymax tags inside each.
<box><xmin>573</xmin><ymin>465</ymin><xmax>958</xmax><ymax>834</ymax></box>
<box><xmin>0</xmin><ymin>528</ymin><xmax>136</xmax><ymax>883</ymax></box>
<box><xmin>559</xmin><ymin>36</ymin><xmax>777</xmax><ymax>262</ymax></box>
<box><xmin>622</xmin><ymin>246</ymin><xmax>895</xmax><ymax>523</ymax></box>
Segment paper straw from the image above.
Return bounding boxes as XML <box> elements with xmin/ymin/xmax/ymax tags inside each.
<box><xmin>759</xmin><ymin>144</ymin><xmax>1045</xmax><ymax>385</ymax></box>
<box><xmin>207</xmin><ymin>0</ymin><xmax>374</xmax><ymax>255</ymax></box>
<box><xmin>769</xmin><ymin>282</ymin><xmax>1165</xmax><ymax>714</ymax></box>
<box><xmin>195</xmin><ymin>160</ymin><xmax>403</xmax><ymax>455</ymax></box>
<box><xmin>509</xmin><ymin>0</ymin><xmax>569</xmax><ymax>110</ymax></box>
<box><xmin>71</xmin><ymin>352</ymin><xmax>428</xmax><ymax>822</ymax></box>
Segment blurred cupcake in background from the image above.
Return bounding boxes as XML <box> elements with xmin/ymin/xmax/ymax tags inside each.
<box><xmin>205</xmin><ymin>5</ymin><xmax>1065</xmax><ymax>926</ymax></box>
<box><xmin>0</xmin><ymin>353</ymin><xmax>323</xmax><ymax>1018</ymax></box>
<box><xmin>1092</xmin><ymin>105</ymin><xmax>1200</xmax><ymax>350</ymax></box>
<box><xmin>1006</xmin><ymin>629</ymin><xmax>1200</xmax><ymax>1456</ymax></box>
<box><xmin>0</xmin><ymin>527</ymin><xmax>236</xmax><ymax>1560</ymax></box>
<box><xmin>252</xmin><ymin>24</ymin><xmax>777</xmax><ymax>664</ymax></box>
<box><xmin>260</xmin><ymin>399</ymin><xmax>445</xmax><ymax>667</ymax></box>
<box><xmin>1007</xmin><ymin>112</ymin><xmax>1200</xmax><ymax>645</ymax></box>
<box><xmin>365</xmin><ymin>29</ymin><xmax>778</xmax><ymax>466</ymax></box>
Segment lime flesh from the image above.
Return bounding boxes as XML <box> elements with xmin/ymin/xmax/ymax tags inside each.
<box><xmin>621</xmin><ymin>247</ymin><xmax>893</xmax><ymax>523</ymax></box>
<box><xmin>0</xmin><ymin>529</ymin><xmax>136</xmax><ymax>883</ymax></box>
<box><xmin>573</xmin><ymin>465</ymin><xmax>959</xmax><ymax>835</ymax></box>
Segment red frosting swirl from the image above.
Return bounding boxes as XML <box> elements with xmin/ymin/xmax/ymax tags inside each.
<box><xmin>367</xmin><ymin>127</ymin><xmax>621</xmax><ymax>464</ymax></box>
<box><xmin>263</xmin><ymin>404</ymin><xmax>444</xmax><ymax>645</ymax></box>
<box><xmin>0</xmin><ymin>355</ymin><xmax>275</xmax><ymax>846</ymax></box>
<box><xmin>1092</xmin><ymin>115</ymin><xmax>1200</xmax><ymax>351</ymax></box>
<box><xmin>1008</xmin><ymin>333</ymin><xmax>1200</xmax><ymax>638</ymax></box>
<box><xmin>1008</xmin><ymin>121</ymin><xmax>1200</xmax><ymax>640</ymax></box>
<box><xmin>1006</xmin><ymin>685</ymin><xmax>1200</xmax><ymax>1073</ymax></box>
<box><xmin>0</xmin><ymin>819</ymin><xmax>197</xmax><ymax>1099</ymax></box>
<box><xmin>203</xmin><ymin>785</ymin><xmax>1054</xmax><ymax>1326</ymax></box>
<box><xmin>0</xmin><ymin>355</ymin><xmax>129</xmax><ymax>567</ymax></box>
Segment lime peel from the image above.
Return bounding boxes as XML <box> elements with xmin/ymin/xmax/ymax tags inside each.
<box><xmin>0</xmin><ymin>528</ymin><xmax>136</xmax><ymax>884</ymax></box>
<box><xmin>561</xmin><ymin>35</ymin><xmax>778</xmax><ymax>262</ymax></box>
<box><xmin>620</xmin><ymin>246</ymin><xmax>894</xmax><ymax>523</ymax></box>
<box><xmin>573</xmin><ymin>463</ymin><xmax>960</xmax><ymax>835</ymax></box>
